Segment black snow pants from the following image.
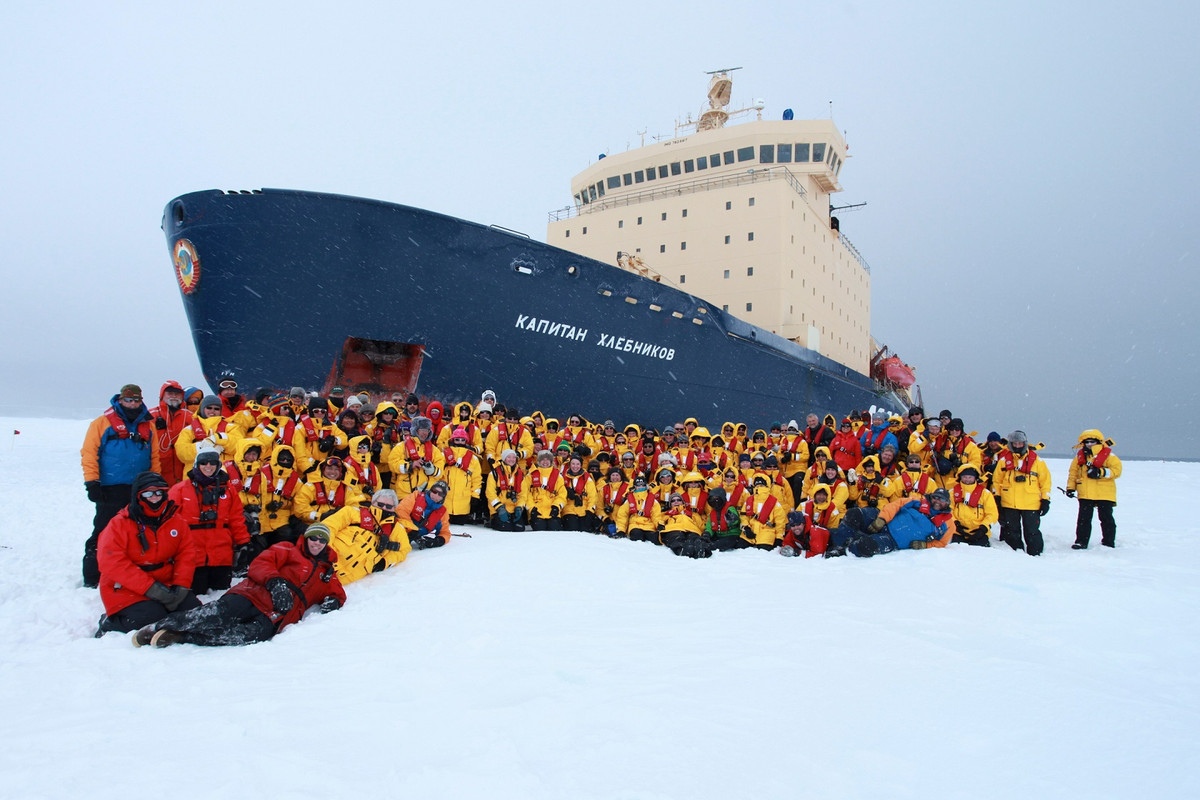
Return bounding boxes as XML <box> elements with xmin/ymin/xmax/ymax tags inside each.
<box><xmin>155</xmin><ymin>593</ymin><xmax>276</xmax><ymax>647</ymax></box>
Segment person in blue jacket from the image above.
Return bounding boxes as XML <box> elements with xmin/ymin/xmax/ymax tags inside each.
<box><xmin>857</xmin><ymin>409</ymin><xmax>899</xmax><ymax>460</ymax></box>
<box><xmin>81</xmin><ymin>384</ymin><xmax>160</xmax><ymax>587</ymax></box>
<box><xmin>829</xmin><ymin>488</ymin><xmax>957</xmax><ymax>557</ymax></box>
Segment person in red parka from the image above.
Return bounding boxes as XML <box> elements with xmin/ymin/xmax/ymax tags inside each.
<box><xmin>830</xmin><ymin>418</ymin><xmax>863</xmax><ymax>473</ymax></box>
<box><xmin>133</xmin><ymin>524</ymin><xmax>346</xmax><ymax>648</ymax></box>
<box><xmin>96</xmin><ymin>472</ymin><xmax>202</xmax><ymax>636</ymax></box>
<box><xmin>169</xmin><ymin>441</ymin><xmax>251</xmax><ymax>594</ymax></box>
<box><xmin>148</xmin><ymin>381</ymin><xmax>193</xmax><ymax>486</ymax></box>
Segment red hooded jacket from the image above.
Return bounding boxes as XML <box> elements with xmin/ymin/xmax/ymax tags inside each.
<box><xmin>149</xmin><ymin>381</ymin><xmax>194</xmax><ymax>485</ymax></box>
<box><xmin>228</xmin><ymin>538</ymin><xmax>346</xmax><ymax>632</ymax></box>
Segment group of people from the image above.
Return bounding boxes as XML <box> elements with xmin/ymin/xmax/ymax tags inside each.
<box><xmin>82</xmin><ymin>375</ymin><xmax>1123</xmax><ymax>644</ymax></box>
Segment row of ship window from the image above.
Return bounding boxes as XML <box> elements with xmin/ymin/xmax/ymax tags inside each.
<box><xmin>575</xmin><ymin>143</ymin><xmax>841</xmax><ymax>206</ymax></box>
<box><xmin>564</xmin><ymin>199</ymin><xmax>763</xmax><ymax>238</ymax></box>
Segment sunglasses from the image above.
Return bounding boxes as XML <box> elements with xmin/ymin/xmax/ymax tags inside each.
<box><xmin>375</xmin><ymin>502</ymin><xmax>395</xmax><ymax>511</ymax></box>
<box><xmin>429</xmin><ymin>490</ymin><xmax>446</xmax><ymax>498</ymax></box>
<box><xmin>139</xmin><ymin>489</ymin><xmax>165</xmax><ymax>499</ymax></box>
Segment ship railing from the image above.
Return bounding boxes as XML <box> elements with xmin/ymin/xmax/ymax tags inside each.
<box><xmin>838</xmin><ymin>233</ymin><xmax>871</xmax><ymax>274</ymax></box>
<box><xmin>547</xmin><ymin>167</ymin><xmax>810</xmax><ymax>223</ymax></box>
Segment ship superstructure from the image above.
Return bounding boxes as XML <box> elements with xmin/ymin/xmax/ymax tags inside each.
<box><xmin>547</xmin><ymin>69</ymin><xmax>870</xmax><ymax>373</ymax></box>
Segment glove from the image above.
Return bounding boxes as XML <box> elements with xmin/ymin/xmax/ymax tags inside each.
<box><xmin>85</xmin><ymin>481</ymin><xmax>104</xmax><ymax>503</ymax></box>
<box><xmin>605</xmin><ymin>522</ymin><xmax>618</xmax><ymax>537</ymax></box>
<box><xmin>781</xmin><ymin>452</ymin><xmax>792</xmax><ymax>464</ymax></box>
<box><xmin>318</xmin><ymin>596</ymin><xmax>342</xmax><ymax>614</ymax></box>
<box><xmin>1065</xmin><ymin>488</ymin><xmax>1076</xmax><ymax>499</ymax></box>
<box><xmin>266</xmin><ymin>500</ymin><xmax>283</xmax><ymax>512</ymax></box>
<box><xmin>936</xmin><ymin>456</ymin><xmax>953</xmax><ymax>475</ymax></box>
<box><xmin>1040</xmin><ymin>499</ymin><xmax>1051</xmax><ymax>516</ymax></box>
<box><xmin>422</xmin><ymin>461</ymin><xmax>436</xmax><ymax>476</ymax></box>
<box><xmin>155</xmin><ymin>417</ymin><xmax>167</xmax><ymax>430</ymax></box>
<box><xmin>163</xmin><ymin>585</ymin><xmax>191</xmax><ymax>612</ymax></box>
<box><xmin>414</xmin><ymin>526</ymin><xmax>430</xmax><ymax>538</ymax></box>
<box><xmin>549</xmin><ymin>506</ymin><xmax>560</xmax><ymax>518</ymax></box>
<box><xmin>244</xmin><ymin>512</ymin><xmax>260</xmax><ymax>535</ymax></box>
<box><xmin>866</xmin><ymin>515</ymin><xmax>887</xmax><ymax>534</ymax></box>
<box><xmin>423</xmin><ymin>534</ymin><xmax>445</xmax><ymax>548</ymax></box>
<box><xmin>318</xmin><ymin>435</ymin><xmax>335</xmax><ymax>453</ymax></box>
<box><xmin>1086</xmin><ymin>466</ymin><xmax>1104</xmax><ymax>479</ymax></box>
<box><xmin>846</xmin><ymin>468</ymin><xmax>857</xmax><ymax>483</ymax></box>
<box><xmin>145</xmin><ymin>581</ymin><xmax>174</xmax><ymax>606</ymax></box>
<box><xmin>371</xmin><ymin>441</ymin><xmax>383</xmax><ymax>456</ymax></box>
<box><xmin>779</xmin><ymin>545</ymin><xmax>798</xmax><ymax>557</ymax></box>
<box><xmin>234</xmin><ymin>545</ymin><xmax>253</xmax><ymax>571</ymax></box>
<box><xmin>266</xmin><ymin>577</ymin><xmax>293</xmax><ymax>614</ymax></box>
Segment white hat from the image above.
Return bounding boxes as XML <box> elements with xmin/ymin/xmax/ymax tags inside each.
<box><xmin>194</xmin><ymin>439</ymin><xmax>224</xmax><ymax>465</ymax></box>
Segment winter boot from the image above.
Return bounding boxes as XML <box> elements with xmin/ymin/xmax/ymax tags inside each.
<box><xmin>150</xmin><ymin>629</ymin><xmax>184</xmax><ymax>648</ymax></box>
<box><xmin>132</xmin><ymin>626</ymin><xmax>156</xmax><ymax>647</ymax></box>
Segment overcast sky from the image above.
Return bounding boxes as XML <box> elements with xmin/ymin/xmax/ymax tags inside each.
<box><xmin>3</xmin><ymin>1</ymin><xmax>1197</xmax><ymax>458</ymax></box>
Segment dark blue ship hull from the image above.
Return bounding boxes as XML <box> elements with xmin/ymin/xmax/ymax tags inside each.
<box><xmin>163</xmin><ymin>188</ymin><xmax>905</xmax><ymax>425</ymax></box>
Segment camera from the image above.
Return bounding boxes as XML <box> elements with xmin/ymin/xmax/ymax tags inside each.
<box><xmin>1014</xmin><ymin>475</ymin><xmax>1027</xmax><ymax>483</ymax></box>
<box><xmin>199</xmin><ymin>509</ymin><xmax>219</xmax><ymax>522</ymax></box>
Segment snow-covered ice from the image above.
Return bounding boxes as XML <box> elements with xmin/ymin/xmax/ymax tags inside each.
<box><xmin>1</xmin><ymin>417</ymin><xmax>1197</xmax><ymax>799</ymax></box>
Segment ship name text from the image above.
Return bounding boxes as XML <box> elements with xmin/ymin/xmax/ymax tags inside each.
<box><xmin>514</xmin><ymin>315</ymin><xmax>675</xmax><ymax>360</ymax></box>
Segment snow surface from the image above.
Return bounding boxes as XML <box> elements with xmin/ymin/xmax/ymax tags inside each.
<box><xmin>2</xmin><ymin>417</ymin><xmax>1198</xmax><ymax>799</ymax></box>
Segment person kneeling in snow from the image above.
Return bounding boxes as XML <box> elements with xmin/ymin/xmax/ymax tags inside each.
<box><xmin>96</xmin><ymin>472</ymin><xmax>202</xmax><ymax>636</ymax></box>
<box><xmin>133</xmin><ymin>523</ymin><xmax>345</xmax><ymax>648</ymax></box>
<box><xmin>830</xmin><ymin>489</ymin><xmax>957</xmax><ymax>557</ymax></box>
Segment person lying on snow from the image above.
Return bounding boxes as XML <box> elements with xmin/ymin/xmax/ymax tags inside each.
<box><xmin>827</xmin><ymin>488</ymin><xmax>957</xmax><ymax>557</ymax></box>
<box><xmin>132</xmin><ymin>523</ymin><xmax>345</xmax><ymax>648</ymax></box>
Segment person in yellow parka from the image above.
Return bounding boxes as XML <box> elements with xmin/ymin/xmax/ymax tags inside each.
<box><xmin>324</xmin><ymin>490</ymin><xmax>410</xmax><ymax>584</ymax></box>
<box><xmin>344</xmin><ymin>434</ymin><xmax>383</xmax><ymax>499</ymax></box>
<box><xmin>485</xmin><ymin>410</ymin><xmax>534</xmax><ymax>468</ymax></box>
<box><xmin>659</xmin><ymin>492</ymin><xmax>711</xmax><ymax>558</ymax></box>
<box><xmin>811</xmin><ymin>460</ymin><xmax>851</xmax><ymax>514</ymax></box>
<box><xmin>366</xmin><ymin>401</ymin><xmax>402</xmax><ymax>487</ymax></box>
<box><xmin>741</xmin><ymin>475</ymin><xmax>788</xmax><ymax>549</ymax></box>
<box><xmin>442</xmin><ymin>426</ymin><xmax>483</xmax><ymax>523</ymax></box>
<box><xmin>486</xmin><ymin>448</ymin><xmax>528</xmax><ymax>531</ymax></box>
<box><xmin>438</xmin><ymin>402</ymin><xmax>485</xmax><ymax>452</ymax></box>
<box><xmin>801</xmin><ymin>446</ymin><xmax>833</xmax><ymax>501</ymax></box>
<box><xmin>293</xmin><ymin>457</ymin><xmax>365</xmax><ymax>526</ymax></box>
<box><xmin>930</xmin><ymin>418</ymin><xmax>982</xmax><ymax>491</ymax></box>
<box><xmin>1067</xmin><ymin>429</ymin><xmax>1122</xmax><ymax>549</ymax></box>
<box><xmin>848</xmin><ymin>455</ymin><xmax>888</xmax><ymax>509</ymax></box>
<box><xmin>597</xmin><ymin>466</ymin><xmax>630</xmax><ymax>535</ymax></box>
<box><xmin>949</xmin><ymin>464</ymin><xmax>998</xmax><ymax>547</ymax></box>
<box><xmin>560</xmin><ymin>452</ymin><xmax>598</xmax><ymax>532</ymax></box>
<box><xmin>778</xmin><ymin>420</ymin><xmax>810</xmax><ymax>502</ymax></box>
<box><xmin>992</xmin><ymin>430</ymin><xmax>1051</xmax><ymax>556</ymax></box>
<box><xmin>614</xmin><ymin>475</ymin><xmax>663</xmax><ymax>542</ymax></box>
<box><xmin>524</xmin><ymin>450</ymin><xmax>567</xmax><ymax>531</ymax></box>
<box><xmin>174</xmin><ymin>395</ymin><xmax>243</xmax><ymax>471</ymax></box>
<box><xmin>388</xmin><ymin>416</ymin><xmax>445</xmax><ymax>500</ymax></box>
<box><xmin>799</xmin><ymin>483</ymin><xmax>842</xmax><ymax>534</ymax></box>
<box><xmin>883</xmin><ymin>451</ymin><xmax>938</xmax><ymax>502</ymax></box>
<box><xmin>293</xmin><ymin>399</ymin><xmax>345</xmax><ymax>472</ymax></box>
<box><xmin>257</xmin><ymin>444</ymin><xmax>304</xmax><ymax>546</ymax></box>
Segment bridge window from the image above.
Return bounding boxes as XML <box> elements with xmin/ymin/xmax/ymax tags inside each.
<box><xmin>737</xmin><ymin>146</ymin><xmax>754</xmax><ymax>162</ymax></box>
<box><xmin>777</xmin><ymin>143</ymin><xmax>792</xmax><ymax>163</ymax></box>
<box><xmin>795</xmin><ymin>143</ymin><xmax>810</xmax><ymax>162</ymax></box>
<box><xmin>759</xmin><ymin>145</ymin><xmax>774</xmax><ymax>163</ymax></box>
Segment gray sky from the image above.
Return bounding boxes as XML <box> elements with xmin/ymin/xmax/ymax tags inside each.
<box><xmin>3</xmin><ymin>1</ymin><xmax>1197</xmax><ymax>458</ymax></box>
